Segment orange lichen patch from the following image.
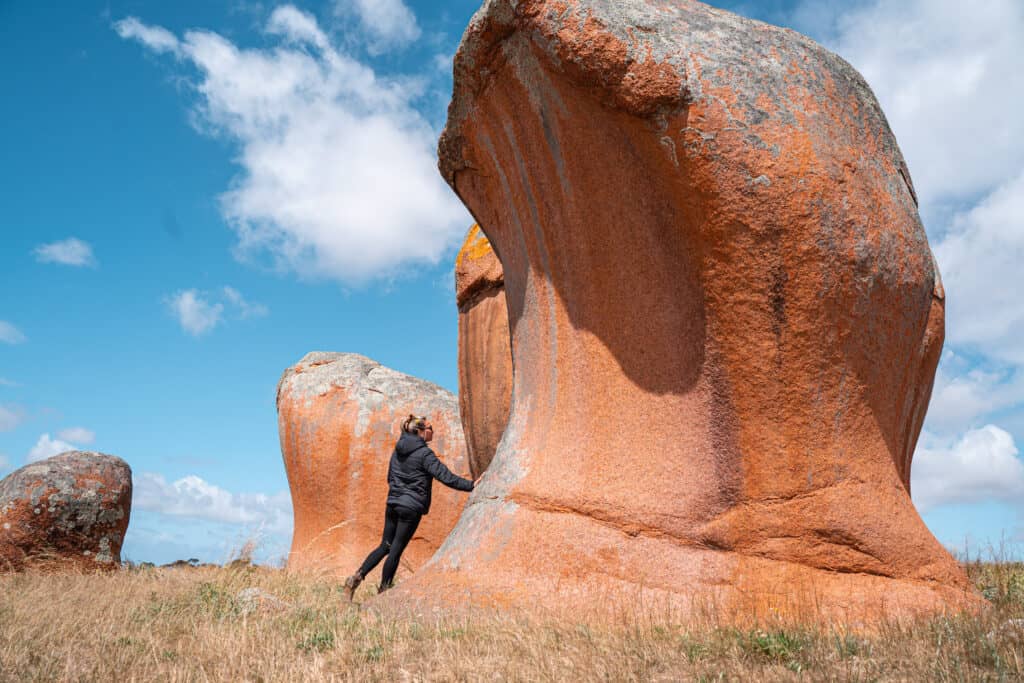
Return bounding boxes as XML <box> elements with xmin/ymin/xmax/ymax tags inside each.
<box><xmin>394</xmin><ymin>0</ymin><xmax>976</xmax><ymax>622</ymax></box>
<box><xmin>455</xmin><ymin>224</ymin><xmax>505</xmax><ymax>310</ymax></box>
<box><xmin>277</xmin><ymin>353</ymin><xmax>469</xmax><ymax>581</ymax></box>
<box><xmin>456</xmin><ymin>224</ymin><xmax>495</xmax><ymax>267</ymax></box>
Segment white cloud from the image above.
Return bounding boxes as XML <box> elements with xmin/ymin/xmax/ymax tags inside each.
<box><xmin>165</xmin><ymin>286</ymin><xmax>268</xmax><ymax>335</ymax></box>
<box><xmin>0</xmin><ymin>406</ymin><xmax>25</xmax><ymax>432</ymax></box>
<box><xmin>266</xmin><ymin>4</ymin><xmax>330</xmax><ymax>49</ymax></box>
<box><xmin>0</xmin><ymin>378</ymin><xmax>20</xmax><ymax>387</ymax></box>
<box><xmin>334</xmin><ymin>0</ymin><xmax>422</xmax><ymax>53</ymax></box>
<box><xmin>32</xmin><ymin>237</ymin><xmax>97</xmax><ymax>267</ymax></box>
<box><xmin>912</xmin><ymin>425</ymin><xmax>1024</xmax><ymax>512</ymax></box>
<box><xmin>222</xmin><ymin>286</ymin><xmax>268</xmax><ymax>319</ymax></box>
<box><xmin>432</xmin><ymin>52</ymin><xmax>453</xmax><ymax>74</ymax></box>
<box><xmin>57</xmin><ymin>427</ymin><xmax>95</xmax><ymax>445</ymax></box>
<box><xmin>113</xmin><ymin>17</ymin><xmax>181</xmax><ymax>55</ymax></box>
<box><xmin>0</xmin><ymin>454</ymin><xmax>9</xmax><ymax>473</ymax></box>
<box><xmin>27</xmin><ymin>433</ymin><xmax>78</xmax><ymax>463</ymax></box>
<box><xmin>932</xmin><ymin>172</ymin><xmax>1024</xmax><ymax>364</ymax></box>
<box><xmin>925</xmin><ymin>353</ymin><xmax>1024</xmax><ymax>435</ymax></box>
<box><xmin>116</xmin><ymin>7</ymin><xmax>467</xmax><ymax>285</ymax></box>
<box><xmin>133</xmin><ymin>472</ymin><xmax>292</xmax><ymax>533</ymax></box>
<box><xmin>166</xmin><ymin>289</ymin><xmax>224</xmax><ymax>336</ymax></box>
<box><xmin>0</xmin><ymin>321</ymin><xmax>26</xmax><ymax>345</ymax></box>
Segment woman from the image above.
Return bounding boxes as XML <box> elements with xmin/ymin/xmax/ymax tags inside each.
<box><xmin>343</xmin><ymin>414</ymin><xmax>476</xmax><ymax>600</ymax></box>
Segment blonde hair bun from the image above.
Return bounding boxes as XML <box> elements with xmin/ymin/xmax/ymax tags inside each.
<box><xmin>402</xmin><ymin>414</ymin><xmax>428</xmax><ymax>434</ymax></box>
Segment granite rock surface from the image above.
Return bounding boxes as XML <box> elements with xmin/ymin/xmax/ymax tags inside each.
<box><xmin>387</xmin><ymin>0</ymin><xmax>976</xmax><ymax>620</ymax></box>
<box><xmin>0</xmin><ymin>452</ymin><xmax>132</xmax><ymax>571</ymax></box>
<box><xmin>456</xmin><ymin>224</ymin><xmax>513</xmax><ymax>477</ymax></box>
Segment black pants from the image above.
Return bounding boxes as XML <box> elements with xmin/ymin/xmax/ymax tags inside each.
<box><xmin>356</xmin><ymin>504</ymin><xmax>422</xmax><ymax>589</ymax></box>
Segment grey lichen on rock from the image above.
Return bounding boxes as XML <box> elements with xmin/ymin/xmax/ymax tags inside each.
<box><xmin>0</xmin><ymin>451</ymin><xmax>132</xmax><ymax>571</ymax></box>
<box><xmin>277</xmin><ymin>352</ymin><xmax>459</xmax><ymax>439</ymax></box>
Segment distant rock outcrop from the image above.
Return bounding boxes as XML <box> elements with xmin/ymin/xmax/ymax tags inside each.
<box><xmin>456</xmin><ymin>224</ymin><xmax>512</xmax><ymax>477</ymax></box>
<box><xmin>0</xmin><ymin>452</ymin><xmax>132</xmax><ymax>571</ymax></box>
<box><xmin>277</xmin><ymin>352</ymin><xmax>469</xmax><ymax>578</ymax></box>
<box><xmin>387</xmin><ymin>0</ymin><xmax>978</xmax><ymax>620</ymax></box>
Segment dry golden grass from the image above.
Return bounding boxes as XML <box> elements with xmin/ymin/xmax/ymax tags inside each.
<box><xmin>0</xmin><ymin>558</ymin><xmax>1021</xmax><ymax>682</ymax></box>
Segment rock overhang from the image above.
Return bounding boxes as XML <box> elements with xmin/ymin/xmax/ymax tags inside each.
<box><xmin>388</xmin><ymin>0</ymin><xmax>973</xmax><ymax>621</ymax></box>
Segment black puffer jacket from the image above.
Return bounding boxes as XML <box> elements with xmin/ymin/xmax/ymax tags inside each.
<box><xmin>386</xmin><ymin>432</ymin><xmax>473</xmax><ymax>515</ymax></box>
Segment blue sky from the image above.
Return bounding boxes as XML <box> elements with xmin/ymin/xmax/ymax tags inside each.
<box><xmin>1</xmin><ymin>0</ymin><xmax>1022</xmax><ymax>565</ymax></box>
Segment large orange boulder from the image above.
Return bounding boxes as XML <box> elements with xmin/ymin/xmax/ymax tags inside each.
<box><xmin>456</xmin><ymin>224</ymin><xmax>512</xmax><ymax>477</ymax></box>
<box><xmin>0</xmin><ymin>452</ymin><xmax>132</xmax><ymax>571</ymax></box>
<box><xmin>393</xmin><ymin>0</ymin><xmax>978</xmax><ymax>620</ymax></box>
<box><xmin>277</xmin><ymin>352</ymin><xmax>469</xmax><ymax>578</ymax></box>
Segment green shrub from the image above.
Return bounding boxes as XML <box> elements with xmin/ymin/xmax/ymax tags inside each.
<box><xmin>297</xmin><ymin>630</ymin><xmax>335</xmax><ymax>653</ymax></box>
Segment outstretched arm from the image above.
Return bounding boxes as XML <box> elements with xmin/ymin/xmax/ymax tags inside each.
<box><xmin>423</xmin><ymin>450</ymin><xmax>474</xmax><ymax>491</ymax></box>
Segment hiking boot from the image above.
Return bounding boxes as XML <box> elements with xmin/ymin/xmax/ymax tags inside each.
<box><xmin>342</xmin><ymin>573</ymin><xmax>363</xmax><ymax>602</ymax></box>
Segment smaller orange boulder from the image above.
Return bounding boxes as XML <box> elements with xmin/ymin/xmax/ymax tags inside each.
<box><xmin>456</xmin><ymin>224</ymin><xmax>512</xmax><ymax>477</ymax></box>
<box><xmin>0</xmin><ymin>452</ymin><xmax>132</xmax><ymax>571</ymax></box>
<box><xmin>277</xmin><ymin>352</ymin><xmax>469</xmax><ymax>579</ymax></box>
